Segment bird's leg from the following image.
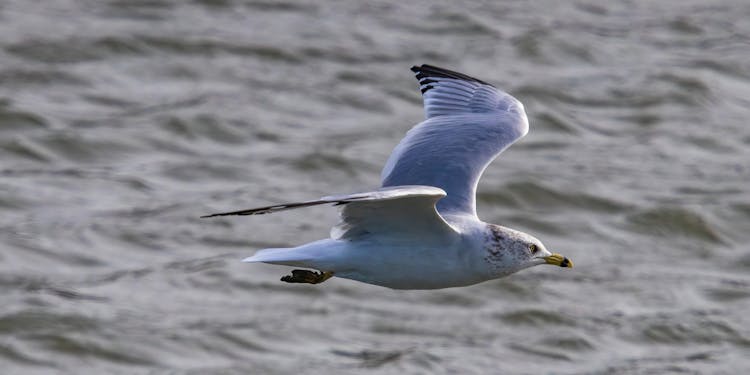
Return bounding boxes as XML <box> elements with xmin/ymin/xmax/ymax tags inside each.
<box><xmin>281</xmin><ymin>270</ymin><xmax>334</xmax><ymax>284</ymax></box>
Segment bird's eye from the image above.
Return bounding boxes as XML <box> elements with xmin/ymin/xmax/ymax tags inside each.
<box><xmin>529</xmin><ymin>244</ymin><xmax>538</xmax><ymax>254</ymax></box>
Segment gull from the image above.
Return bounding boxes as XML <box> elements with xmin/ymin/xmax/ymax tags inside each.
<box><xmin>202</xmin><ymin>64</ymin><xmax>572</xmax><ymax>289</ymax></box>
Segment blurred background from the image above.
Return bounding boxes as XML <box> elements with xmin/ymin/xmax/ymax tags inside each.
<box><xmin>1</xmin><ymin>0</ymin><xmax>749</xmax><ymax>373</ymax></box>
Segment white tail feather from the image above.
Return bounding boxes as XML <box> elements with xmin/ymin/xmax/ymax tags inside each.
<box><xmin>242</xmin><ymin>248</ymin><xmax>309</xmax><ymax>267</ymax></box>
<box><xmin>242</xmin><ymin>239</ymin><xmax>344</xmax><ymax>269</ymax></box>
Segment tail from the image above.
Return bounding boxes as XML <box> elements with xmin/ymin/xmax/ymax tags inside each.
<box><xmin>242</xmin><ymin>247</ymin><xmax>312</xmax><ymax>267</ymax></box>
<box><xmin>242</xmin><ymin>239</ymin><xmax>343</xmax><ymax>269</ymax></box>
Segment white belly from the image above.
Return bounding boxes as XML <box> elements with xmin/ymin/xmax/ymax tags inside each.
<box><xmin>321</xmin><ymin>240</ymin><xmax>490</xmax><ymax>290</ymax></box>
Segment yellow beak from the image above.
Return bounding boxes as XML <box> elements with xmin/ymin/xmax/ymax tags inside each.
<box><xmin>544</xmin><ymin>253</ymin><xmax>573</xmax><ymax>268</ymax></box>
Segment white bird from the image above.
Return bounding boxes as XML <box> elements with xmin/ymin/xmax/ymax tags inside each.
<box><xmin>202</xmin><ymin>64</ymin><xmax>572</xmax><ymax>290</ymax></box>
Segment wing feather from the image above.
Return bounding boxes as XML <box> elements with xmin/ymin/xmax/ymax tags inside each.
<box><xmin>380</xmin><ymin>65</ymin><xmax>529</xmax><ymax>217</ymax></box>
<box><xmin>202</xmin><ymin>185</ymin><xmax>458</xmax><ymax>242</ymax></box>
<box><xmin>329</xmin><ymin>186</ymin><xmax>457</xmax><ymax>241</ymax></box>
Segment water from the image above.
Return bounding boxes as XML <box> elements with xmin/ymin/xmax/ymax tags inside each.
<box><xmin>1</xmin><ymin>0</ymin><xmax>749</xmax><ymax>373</ymax></box>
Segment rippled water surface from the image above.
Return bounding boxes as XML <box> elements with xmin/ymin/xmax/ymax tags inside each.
<box><xmin>2</xmin><ymin>1</ymin><xmax>750</xmax><ymax>374</ymax></box>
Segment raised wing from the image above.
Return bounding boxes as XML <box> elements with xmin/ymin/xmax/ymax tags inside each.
<box><xmin>380</xmin><ymin>64</ymin><xmax>529</xmax><ymax>218</ymax></box>
<box><xmin>201</xmin><ymin>185</ymin><xmax>458</xmax><ymax>241</ymax></box>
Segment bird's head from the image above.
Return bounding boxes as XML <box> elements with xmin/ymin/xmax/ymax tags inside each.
<box><xmin>484</xmin><ymin>224</ymin><xmax>572</xmax><ymax>277</ymax></box>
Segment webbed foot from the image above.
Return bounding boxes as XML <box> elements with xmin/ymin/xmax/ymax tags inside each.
<box><xmin>281</xmin><ymin>269</ymin><xmax>334</xmax><ymax>284</ymax></box>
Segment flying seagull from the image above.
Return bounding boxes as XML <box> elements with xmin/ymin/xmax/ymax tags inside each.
<box><xmin>202</xmin><ymin>64</ymin><xmax>572</xmax><ymax>289</ymax></box>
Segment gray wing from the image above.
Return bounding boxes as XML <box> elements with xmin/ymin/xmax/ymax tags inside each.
<box><xmin>328</xmin><ymin>186</ymin><xmax>458</xmax><ymax>241</ymax></box>
<box><xmin>380</xmin><ymin>64</ymin><xmax>529</xmax><ymax>218</ymax></box>
<box><xmin>202</xmin><ymin>185</ymin><xmax>458</xmax><ymax>241</ymax></box>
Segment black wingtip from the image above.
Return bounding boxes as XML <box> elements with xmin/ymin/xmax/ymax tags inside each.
<box><xmin>200</xmin><ymin>210</ymin><xmax>252</xmax><ymax>218</ymax></box>
<box><xmin>411</xmin><ymin>64</ymin><xmax>491</xmax><ymax>86</ymax></box>
<box><xmin>200</xmin><ymin>211</ymin><xmax>257</xmax><ymax>218</ymax></box>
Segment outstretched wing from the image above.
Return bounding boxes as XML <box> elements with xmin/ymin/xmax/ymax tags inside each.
<box><xmin>202</xmin><ymin>185</ymin><xmax>458</xmax><ymax>241</ymax></box>
<box><xmin>380</xmin><ymin>64</ymin><xmax>529</xmax><ymax>218</ymax></box>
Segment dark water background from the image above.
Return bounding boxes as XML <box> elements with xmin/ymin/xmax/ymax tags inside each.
<box><xmin>1</xmin><ymin>1</ymin><xmax>749</xmax><ymax>374</ymax></box>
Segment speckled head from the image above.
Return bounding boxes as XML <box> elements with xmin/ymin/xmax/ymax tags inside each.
<box><xmin>483</xmin><ymin>224</ymin><xmax>572</xmax><ymax>278</ymax></box>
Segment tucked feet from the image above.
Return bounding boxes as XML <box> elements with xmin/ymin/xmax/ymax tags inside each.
<box><xmin>281</xmin><ymin>269</ymin><xmax>334</xmax><ymax>284</ymax></box>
